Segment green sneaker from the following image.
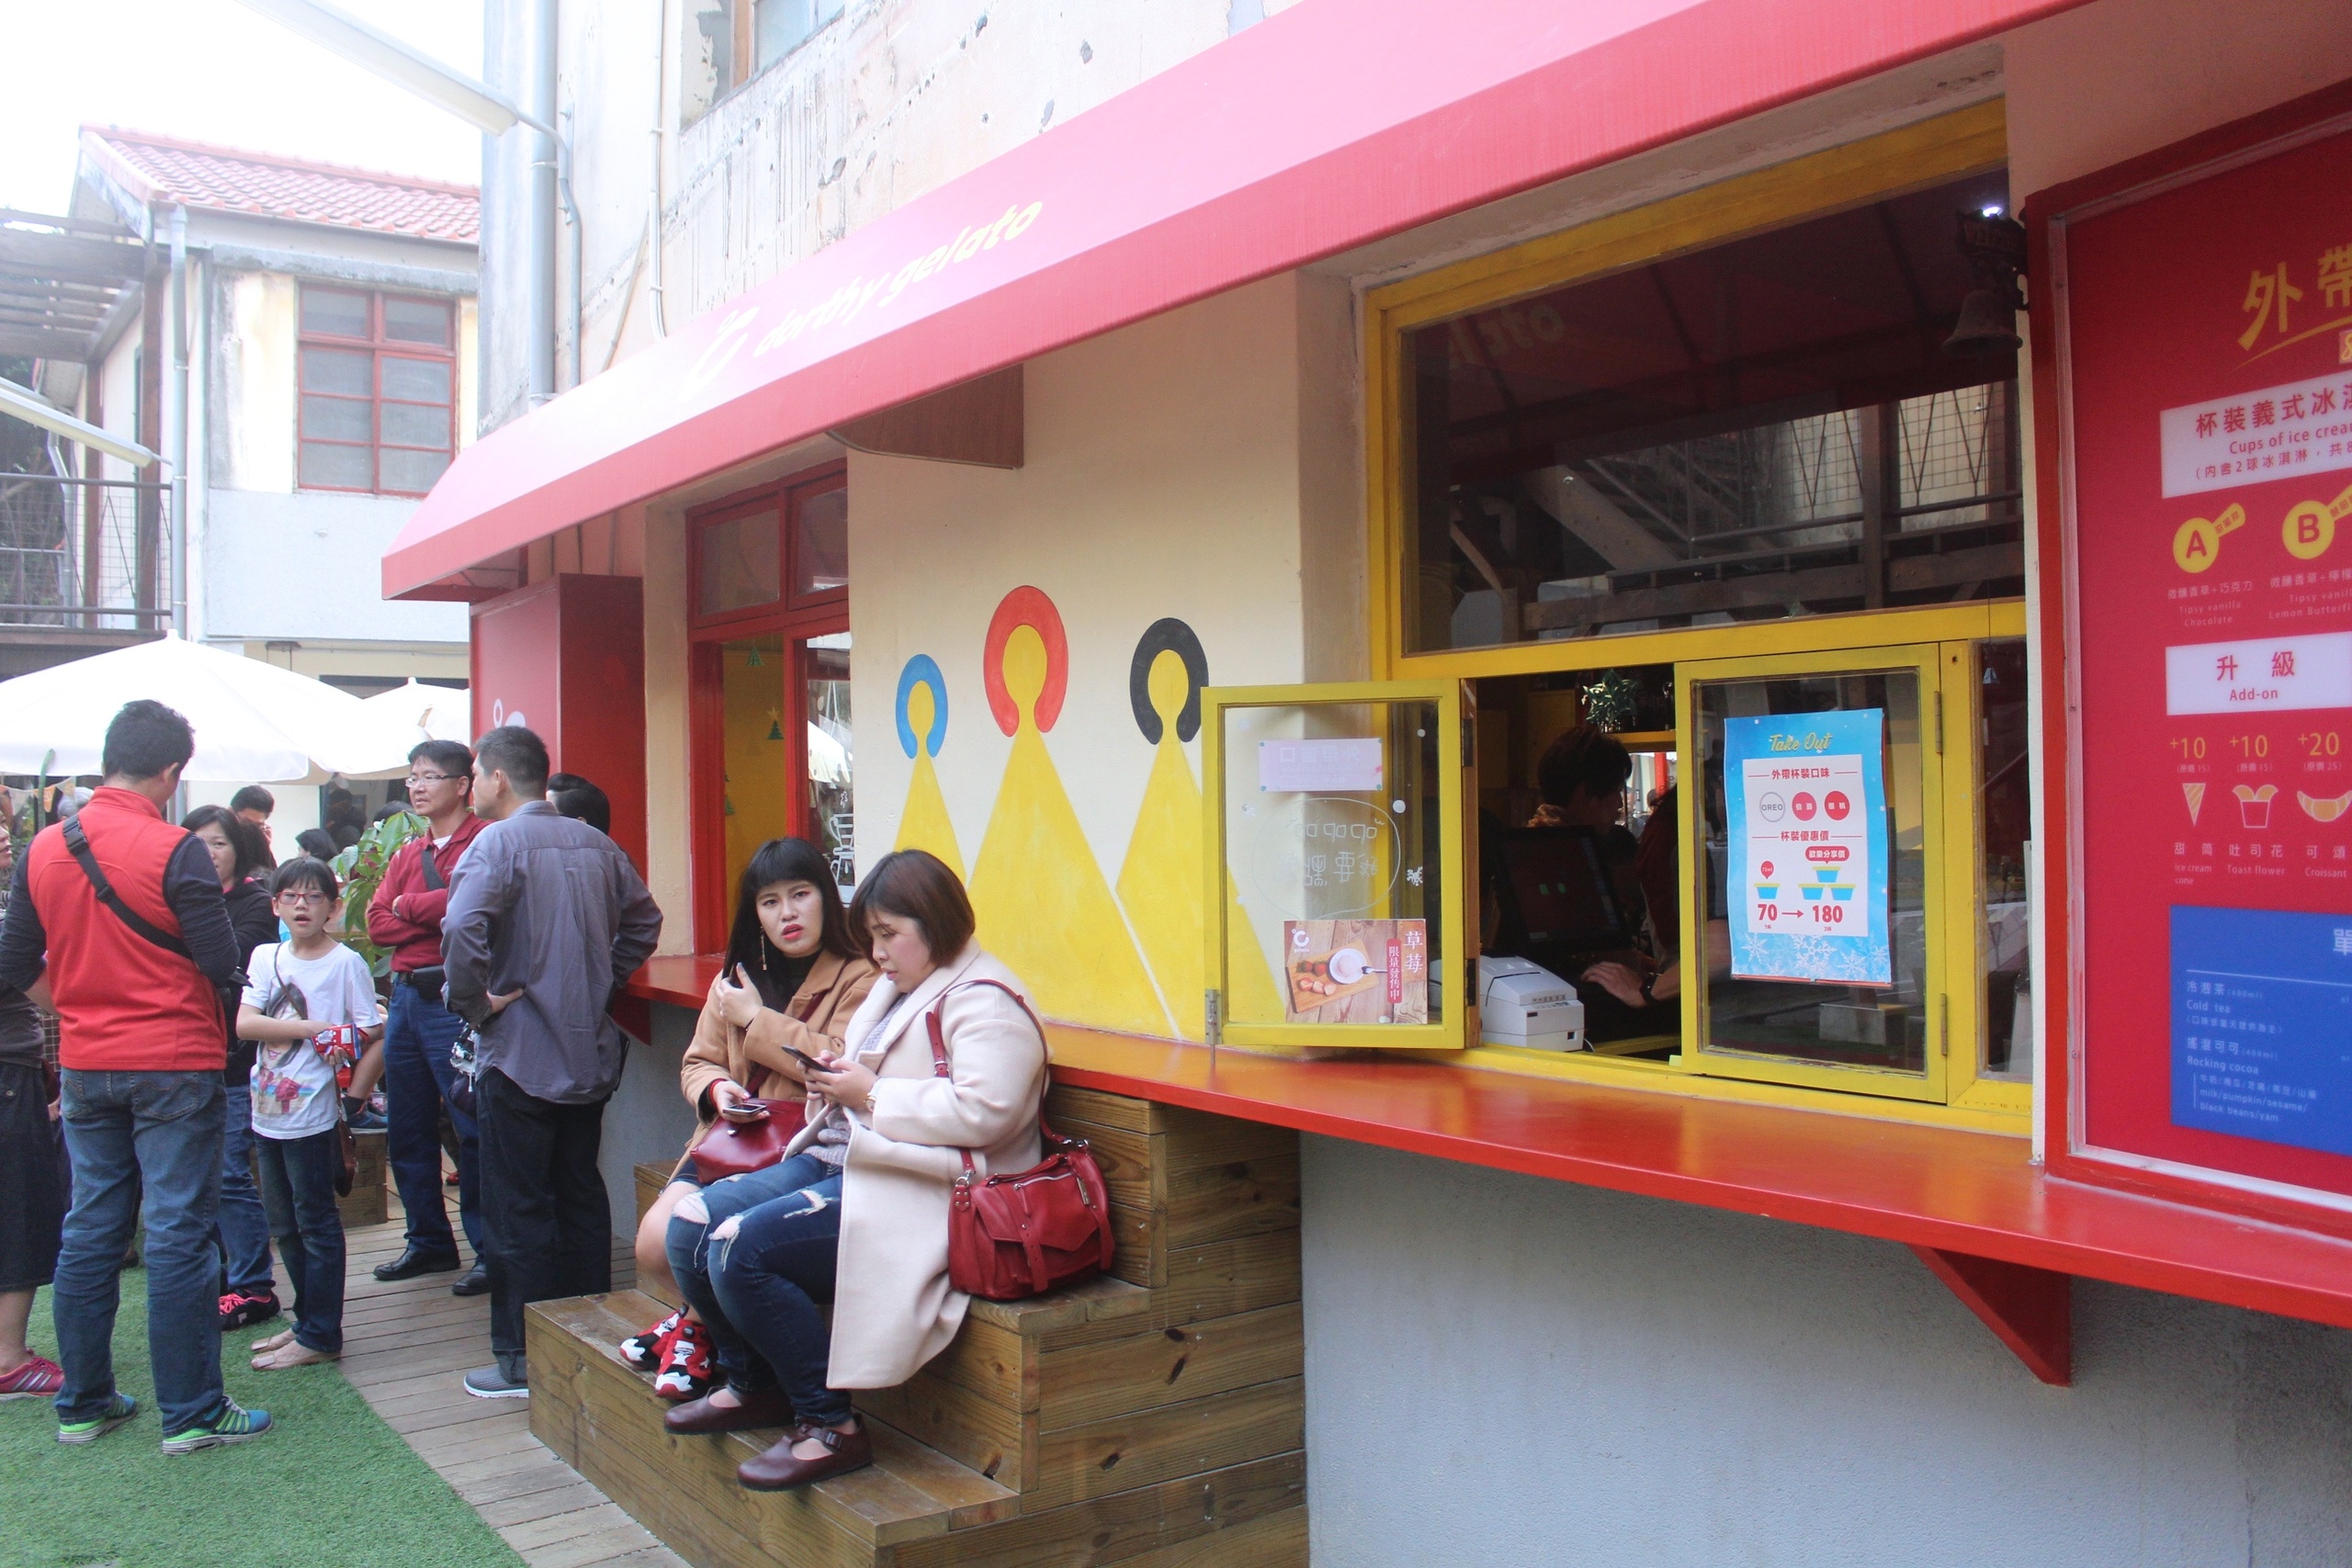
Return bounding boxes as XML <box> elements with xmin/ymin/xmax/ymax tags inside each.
<box><xmin>56</xmin><ymin>1392</ymin><xmax>138</xmax><ymax>1445</ymax></box>
<box><xmin>160</xmin><ymin>1399</ymin><xmax>272</xmax><ymax>1455</ymax></box>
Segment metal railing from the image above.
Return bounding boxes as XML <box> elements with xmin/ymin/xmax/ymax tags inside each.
<box><xmin>0</xmin><ymin>472</ymin><xmax>171</xmax><ymax>630</ymax></box>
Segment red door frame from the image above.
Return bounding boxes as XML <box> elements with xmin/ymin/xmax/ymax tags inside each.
<box><xmin>2025</xmin><ymin>76</ymin><xmax>2352</xmax><ymax>1237</ymax></box>
<box><xmin>685</xmin><ymin>461</ymin><xmax>850</xmax><ymax>953</ymax></box>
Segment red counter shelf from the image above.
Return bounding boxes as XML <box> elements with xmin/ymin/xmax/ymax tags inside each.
<box><xmin>625</xmin><ymin>959</ymin><xmax>2352</xmax><ymax>1378</ymax></box>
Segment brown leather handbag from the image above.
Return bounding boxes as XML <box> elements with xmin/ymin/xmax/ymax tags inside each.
<box><xmin>926</xmin><ymin>981</ymin><xmax>1115</xmax><ymax>1301</ymax></box>
<box><xmin>689</xmin><ymin>1073</ymin><xmax>806</xmax><ymax>1180</ymax></box>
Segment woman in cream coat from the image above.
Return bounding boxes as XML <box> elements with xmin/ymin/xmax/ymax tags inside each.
<box><xmin>659</xmin><ymin>849</ymin><xmax>1046</xmax><ymax>1494</ymax></box>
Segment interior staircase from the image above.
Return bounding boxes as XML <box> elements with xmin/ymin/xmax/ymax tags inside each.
<box><xmin>526</xmin><ymin>1083</ymin><xmax>1307</xmax><ymax>1568</ymax></box>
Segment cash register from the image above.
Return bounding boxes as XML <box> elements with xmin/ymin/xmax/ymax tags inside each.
<box><xmin>1477</xmin><ymin>954</ymin><xmax>1587</xmax><ymax>1051</ymax></box>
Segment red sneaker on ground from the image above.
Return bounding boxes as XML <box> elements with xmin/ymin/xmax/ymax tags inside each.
<box><xmin>0</xmin><ymin>1355</ymin><xmax>62</xmax><ymax>1400</ymax></box>
<box><xmin>220</xmin><ymin>1289</ymin><xmax>281</xmax><ymax>1332</ymax></box>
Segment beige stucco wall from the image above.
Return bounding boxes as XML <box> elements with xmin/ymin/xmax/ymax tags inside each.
<box><xmin>847</xmin><ymin>273</ymin><xmax>1352</xmax><ymax>1038</ymax></box>
<box><xmin>216</xmin><ymin>271</ymin><xmax>298</xmax><ymax>495</ymax></box>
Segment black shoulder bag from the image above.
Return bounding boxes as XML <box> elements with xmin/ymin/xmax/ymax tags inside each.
<box><xmin>406</xmin><ymin>838</ymin><xmax>449</xmax><ymax>1005</ymax></box>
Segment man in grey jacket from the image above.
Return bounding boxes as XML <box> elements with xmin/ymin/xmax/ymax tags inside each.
<box><xmin>441</xmin><ymin>727</ymin><xmax>662</xmax><ymax>1399</ymax></box>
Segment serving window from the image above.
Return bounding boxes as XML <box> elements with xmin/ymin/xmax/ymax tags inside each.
<box><xmin>687</xmin><ymin>465</ymin><xmax>854</xmax><ymax>950</ymax></box>
<box><xmin>1326</xmin><ymin>103</ymin><xmax>2033</xmax><ymax>1127</ymax></box>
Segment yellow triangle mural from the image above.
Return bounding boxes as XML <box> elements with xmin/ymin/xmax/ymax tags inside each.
<box><xmin>967</xmin><ymin>589</ymin><xmax>1173</xmax><ymax>1036</ymax></box>
<box><xmin>1114</xmin><ymin>630</ymin><xmax>1282</xmax><ymax>1041</ymax></box>
<box><xmin>891</xmin><ymin>657</ymin><xmax>965</xmax><ymax>880</ymax></box>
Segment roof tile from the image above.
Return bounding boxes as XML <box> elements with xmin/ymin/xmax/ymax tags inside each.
<box><xmin>83</xmin><ymin>127</ymin><xmax>478</xmax><ymax>243</ymax></box>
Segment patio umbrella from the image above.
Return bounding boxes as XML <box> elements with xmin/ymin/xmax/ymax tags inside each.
<box><xmin>320</xmin><ymin>679</ymin><xmax>474</xmax><ymax>778</ymax></box>
<box><xmin>0</xmin><ymin>632</ymin><xmax>370</xmax><ymax>782</ymax></box>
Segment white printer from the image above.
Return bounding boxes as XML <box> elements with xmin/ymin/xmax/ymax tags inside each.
<box><xmin>1476</xmin><ymin>954</ymin><xmax>1586</xmax><ymax>1052</ymax></box>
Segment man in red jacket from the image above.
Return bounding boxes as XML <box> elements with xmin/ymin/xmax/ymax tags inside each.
<box><xmin>366</xmin><ymin>740</ymin><xmax>491</xmax><ymax>1291</ymax></box>
<box><xmin>0</xmin><ymin>701</ymin><xmax>270</xmax><ymax>1453</ymax></box>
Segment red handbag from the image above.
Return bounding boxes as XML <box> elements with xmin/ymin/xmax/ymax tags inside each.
<box><xmin>927</xmin><ymin>981</ymin><xmax>1115</xmax><ymax>1301</ymax></box>
<box><xmin>689</xmin><ymin>1077</ymin><xmax>806</xmax><ymax>1180</ymax></box>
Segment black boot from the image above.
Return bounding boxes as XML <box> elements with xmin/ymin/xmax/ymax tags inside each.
<box><xmin>374</xmin><ymin>1246</ymin><xmax>463</xmax><ymax>1281</ymax></box>
<box><xmin>450</xmin><ymin>1260</ymin><xmax>491</xmax><ymax>1297</ymax></box>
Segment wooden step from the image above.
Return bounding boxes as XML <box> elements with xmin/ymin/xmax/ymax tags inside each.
<box><xmin>529</xmin><ymin>1288</ymin><xmax>1305</xmax><ymax>1568</ymax></box>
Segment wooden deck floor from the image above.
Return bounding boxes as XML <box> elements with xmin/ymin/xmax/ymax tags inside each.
<box><xmin>340</xmin><ymin>1213</ymin><xmax>685</xmax><ymax>1568</ymax></box>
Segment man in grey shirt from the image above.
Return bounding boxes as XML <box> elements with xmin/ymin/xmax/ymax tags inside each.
<box><xmin>442</xmin><ymin>727</ymin><xmax>662</xmax><ymax>1398</ymax></box>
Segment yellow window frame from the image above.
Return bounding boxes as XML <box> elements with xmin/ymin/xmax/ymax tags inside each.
<box><xmin>1200</xmin><ymin>679</ymin><xmax>1470</xmax><ymax>1052</ymax></box>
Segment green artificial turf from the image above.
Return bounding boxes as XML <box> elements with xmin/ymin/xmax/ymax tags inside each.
<box><xmin>0</xmin><ymin>1271</ymin><xmax>526</xmax><ymax>1568</ymax></box>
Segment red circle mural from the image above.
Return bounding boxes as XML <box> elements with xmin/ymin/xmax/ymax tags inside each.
<box><xmin>982</xmin><ymin>585</ymin><xmax>1069</xmax><ymax>735</ymax></box>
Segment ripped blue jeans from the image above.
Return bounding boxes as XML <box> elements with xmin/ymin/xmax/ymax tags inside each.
<box><xmin>663</xmin><ymin>1152</ymin><xmax>849</xmax><ymax>1424</ymax></box>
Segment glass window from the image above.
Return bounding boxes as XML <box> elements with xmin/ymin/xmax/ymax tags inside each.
<box><xmin>1402</xmin><ymin>171</ymin><xmax>2022</xmax><ymax>652</ymax></box>
<box><xmin>1976</xmin><ymin>637</ymin><xmax>2032</xmax><ymax>1081</ymax></box>
<box><xmin>1688</xmin><ymin>660</ymin><xmax>1939</xmax><ymax>1098</ymax></box>
<box><xmin>753</xmin><ymin>0</ymin><xmax>842</xmax><ymax>71</ymax></box>
<box><xmin>719</xmin><ymin>634</ymin><xmax>794</xmax><ymax>901</ymax></box>
<box><xmin>697</xmin><ymin>509</ymin><xmax>781</xmax><ymax>618</ymax></box>
<box><xmin>805</xmin><ymin>632</ymin><xmax>854</xmax><ymax>888</ymax></box>
<box><xmin>296</xmin><ymin>287</ymin><xmax>458</xmax><ymax>496</ymax></box>
<box><xmin>793</xmin><ymin>484</ymin><xmax>848</xmax><ymax>599</ymax></box>
<box><xmin>1205</xmin><ymin>682</ymin><xmax>1464</xmax><ymax>1048</ymax></box>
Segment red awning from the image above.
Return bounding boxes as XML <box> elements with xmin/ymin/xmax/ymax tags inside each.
<box><xmin>385</xmin><ymin>0</ymin><xmax>2077</xmax><ymax>599</ymax></box>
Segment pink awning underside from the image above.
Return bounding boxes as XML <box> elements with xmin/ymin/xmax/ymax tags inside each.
<box><xmin>385</xmin><ymin>0</ymin><xmax>2078</xmax><ymax>599</ymax></box>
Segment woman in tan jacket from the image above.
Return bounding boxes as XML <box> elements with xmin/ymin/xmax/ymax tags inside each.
<box><xmin>659</xmin><ymin>849</ymin><xmax>1046</xmax><ymax>1493</ymax></box>
<box><xmin>616</xmin><ymin>838</ymin><xmax>875</xmax><ymax>1399</ymax></box>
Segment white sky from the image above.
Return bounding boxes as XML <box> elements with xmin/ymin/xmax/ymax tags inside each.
<box><xmin>0</xmin><ymin>0</ymin><xmax>485</xmax><ymax>216</ymax></box>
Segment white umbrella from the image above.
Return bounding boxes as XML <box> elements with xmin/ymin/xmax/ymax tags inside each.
<box><xmin>808</xmin><ymin>720</ymin><xmax>850</xmax><ymax>786</ymax></box>
<box><xmin>321</xmin><ymin>679</ymin><xmax>473</xmax><ymax>778</ymax></box>
<box><xmin>0</xmin><ymin>632</ymin><xmax>370</xmax><ymax>782</ymax></box>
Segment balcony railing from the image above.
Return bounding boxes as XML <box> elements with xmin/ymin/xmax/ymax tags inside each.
<box><xmin>0</xmin><ymin>472</ymin><xmax>171</xmax><ymax>630</ymax></box>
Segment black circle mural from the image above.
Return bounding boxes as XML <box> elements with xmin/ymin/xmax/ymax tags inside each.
<box><xmin>1129</xmin><ymin>617</ymin><xmax>1209</xmax><ymax>745</ymax></box>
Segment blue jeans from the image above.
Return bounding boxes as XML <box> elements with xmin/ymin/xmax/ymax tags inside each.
<box><xmin>665</xmin><ymin>1154</ymin><xmax>848</xmax><ymax>1425</ymax></box>
<box><xmin>216</xmin><ymin>1080</ymin><xmax>275</xmax><ymax>1294</ymax></box>
<box><xmin>54</xmin><ymin>1069</ymin><xmax>228</xmax><ymax>1435</ymax></box>
<box><xmin>254</xmin><ymin>1128</ymin><xmax>345</xmax><ymax>1355</ymax></box>
<box><xmin>383</xmin><ymin>983</ymin><xmax>481</xmax><ymax>1258</ymax></box>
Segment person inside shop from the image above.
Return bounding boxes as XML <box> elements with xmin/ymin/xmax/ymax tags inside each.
<box><xmin>185</xmin><ymin>805</ymin><xmax>285</xmax><ymax>1336</ymax></box>
<box><xmin>657</xmin><ymin>849</ymin><xmax>1046</xmax><ymax>1493</ymax></box>
<box><xmin>548</xmin><ymin>773</ymin><xmax>612</xmax><ymax>837</ymax></box>
<box><xmin>366</xmin><ymin>741</ymin><xmax>492</xmax><ymax>1294</ymax></box>
<box><xmin>617</xmin><ymin>836</ymin><xmax>876</xmax><ymax>1402</ymax></box>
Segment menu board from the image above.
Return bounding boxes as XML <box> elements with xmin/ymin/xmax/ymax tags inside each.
<box><xmin>1722</xmin><ymin>709</ymin><xmax>1892</xmax><ymax>986</ymax></box>
<box><xmin>2061</xmin><ymin>118</ymin><xmax>2352</xmax><ymax>1197</ymax></box>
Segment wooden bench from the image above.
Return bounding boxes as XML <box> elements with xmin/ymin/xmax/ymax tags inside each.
<box><xmin>526</xmin><ymin>1083</ymin><xmax>1307</xmax><ymax>1568</ymax></box>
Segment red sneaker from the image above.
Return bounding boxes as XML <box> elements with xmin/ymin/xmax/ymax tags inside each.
<box><xmin>652</xmin><ymin>1319</ymin><xmax>713</xmax><ymax>1402</ymax></box>
<box><xmin>619</xmin><ymin>1310</ymin><xmax>683</xmax><ymax>1372</ymax></box>
<box><xmin>220</xmin><ymin>1289</ymin><xmax>280</xmax><ymax>1332</ymax></box>
<box><xmin>0</xmin><ymin>1354</ymin><xmax>62</xmax><ymax>1400</ymax></box>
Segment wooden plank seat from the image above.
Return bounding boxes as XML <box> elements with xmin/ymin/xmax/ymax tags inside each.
<box><xmin>532</xmin><ymin>1082</ymin><xmax>1307</xmax><ymax>1567</ymax></box>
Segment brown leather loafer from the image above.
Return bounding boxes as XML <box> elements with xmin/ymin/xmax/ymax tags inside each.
<box><xmin>737</xmin><ymin>1420</ymin><xmax>873</xmax><ymax>1490</ymax></box>
<box><xmin>662</xmin><ymin>1385</ymin><xmax>796</xmax><ymax>1437</ymax></box>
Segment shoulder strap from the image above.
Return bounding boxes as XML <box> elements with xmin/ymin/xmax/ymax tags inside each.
<box><xmin>417</xmin><ymin>839</ymin><xmax>445</xmax><ymax>892</ymax></box>
<box><xmin>925</xmin><ymin>978</ymin><xmax>1052</xmax><ymax>1185</ymax></box>
<box><xmin>61</xmin><ymin>817</ymin><xmax>191</xmax><ymax>960</ymax></box>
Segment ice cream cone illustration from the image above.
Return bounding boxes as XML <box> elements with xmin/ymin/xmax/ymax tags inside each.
<box><xmin>2183</xmin><ymin>782</ymin><xmax>2206</xmax><ymax>825</ymax></box>
<box><xmin>2299</xmin><ymin>789</ymin><xmax>2351</xmax><ymax>824</ymax></box>
<box><xmin>2233</xmin><ymin>783</ymin><xmax>2277</xmax><ymax>829</ymax></box>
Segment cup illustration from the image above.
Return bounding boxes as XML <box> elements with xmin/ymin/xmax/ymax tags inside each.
<box><xmin>2233</xmin><ymin>783</ymin><xmax>2277</xmax><ymax>829</ymax></box>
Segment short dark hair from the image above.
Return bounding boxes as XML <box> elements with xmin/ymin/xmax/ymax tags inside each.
<box><xmin>729</xmin><ymin>837</ymin><xmax>862</xmax><ymax>1003</ymax></box>
<box><xmin>849</xmin><ymin>849</ymin><xmax>975</xmax><ymax>965</ymax></box>
<box><xmin>547</xmin><ymin>773</ymin><xmax>610</xmax><ymax>835</ymax></box>
<box><xmin>409</xmin><ymin>739</ymin><xmax>473</xmax><ymax>780</ymax></box>
<box><xmin>1536</xmin><ymin>725</ymin><xmax>1633</xmax><ymax>808</ymax></box>
<box><xmin>270</xmin><ymin>855</ymin><xmax>340</xmax><ymax>903</ymax></box>
<box><xmin>228</xmin><ymin>784</ymin><xmax>274</xmax><ymax>817</ymax></box>
<box><xmin>102</xmin><ymin>700</ymin><xmax>195</xmax><ymax>782</ymax></box>
<box><xmin>294</xmin><ymin>828</ymin><xmax>340</xmax><ymax>862</ymax></box>
<box><xmin>474</xmin><ymin>726</ymin><xmax>549</xmax><ymax>795</ymax></box>
<box><xmin>181</xmin><ymin>804</ymin><xmax>266</xmax><ymax>881</ymax></box>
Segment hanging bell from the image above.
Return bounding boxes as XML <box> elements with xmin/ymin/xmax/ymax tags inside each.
<box><xmin>1943</xmin><ymin>287</ymin><xmax>2021</xmax><ymax>356</ymax></box>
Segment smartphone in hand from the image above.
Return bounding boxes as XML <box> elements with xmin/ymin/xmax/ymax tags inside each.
<box><xmin>718</xmin><ymin>1099</ymin><xmax>773</xmax><ymax>1123</ymax></box>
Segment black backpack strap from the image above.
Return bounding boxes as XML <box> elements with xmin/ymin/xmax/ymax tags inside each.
<box><xmin>417</xmin><ymin>839</ymin><xmax>445</xmax><ymax>892</ymax></box>
<box><xmin>61</xmin><ymin>816</ymin><xmax>192</xmax><ymax>960</ymax></box>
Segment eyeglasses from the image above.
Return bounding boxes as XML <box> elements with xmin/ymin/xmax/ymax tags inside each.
<box><xmin>277</xmin><ymin>891</ymin><xmax>333</xmax><ymax>907</ymax></box>
<box><xmin>407</xmin><ymin>773</ymin><xmax>463</xmax><ymax>785</ymax></box>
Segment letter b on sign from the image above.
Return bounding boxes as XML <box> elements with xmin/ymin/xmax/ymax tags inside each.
<box><xmin>2284</xmin><ymin>500</ymin><xmax>2335</xmax><ymax>562</ymax></box>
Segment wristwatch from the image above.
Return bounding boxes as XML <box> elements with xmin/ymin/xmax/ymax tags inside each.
<box><xmin>1637</xmin><ymin>971</ymin><xmax>1657</xmax><ymax>1007</ymax></box>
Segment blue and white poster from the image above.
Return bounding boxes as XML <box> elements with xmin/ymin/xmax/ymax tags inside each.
<box><xmin>2171</xmin><ymin>907</ymin><xmax>2352</xmax><ymax>1157</ymax></box>
<box><xmin>1723</xmin><ymin>708</ymin><xmax>1892</xmax><ymax>986</ymax></box>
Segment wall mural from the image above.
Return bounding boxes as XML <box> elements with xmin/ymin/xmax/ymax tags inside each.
<box><xmin>964</xmin><ymin>588</ymin><xmax>1173</xmax><ymax>1036</ymax></box>
<box><xmin>891</xmin><ymin>653</ymin><xmax>964</xmax><ymax>878</ymax></box>
<box><xmin>888</xmin><ymin>590</ymin><xmax>1278</xmax><ymax>1041</ymax></box>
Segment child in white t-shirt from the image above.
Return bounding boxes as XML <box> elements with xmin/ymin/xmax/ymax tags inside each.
<box><xmin>238</xmin><ymin>857</ymin><xmax>384</xmax><ymax>1370</ymax></box>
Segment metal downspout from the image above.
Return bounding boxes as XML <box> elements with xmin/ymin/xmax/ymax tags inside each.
<box><xmin>526</xmin><ymin>0</ymin><xmax>558</xmax><ymax>402</ymax></box>
<box><xmin>650</xmin><ymin>0</ymin><xmax>668</xmax><ymax>337</ymax></box>
<box><xmin>167</xmin><ymin>205</ymin><xmax>188</xmax><ymax>637</ymax></box>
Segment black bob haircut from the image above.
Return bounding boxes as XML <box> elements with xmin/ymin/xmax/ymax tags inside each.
<box><xmin>269</xmin><ymin>855</ymin><xmax>341</xmax><ymax>903</ymax></box>
<box><xmin>408</xmin><ymin>739</ymin><xmax>474</xmax><ymax>779</ymax></box>
<box><xmin>848</xmin><ymin>849</ymin><xmax>975</xmax><ymax>965</ymax></box>
<box><xmin>1535</xmin><ymin>725</ymin><xmax>1633</xmax><ymax>809</ymax></box>
<box><xmin>727</xmin><ymin>837</ymin><xmax>861</xmax><ymax>1006</ymax></box>
<box><xmin>181</xmin><ymin>805</ymin><xmax>267</xmax><ymax>882</ymax></box>
<box><xmin>548</xmin><ymin>773</ymin><xmax>611</xmax><ymax>835</ymax></box>
<box><xmin>228</xmin><ymin>784</ymin><xmax>275</xmax><ymax>816</ymax></box>
<box><xmin>102</xmin><ymin>700</ymin><xmax>195</xmax><ymax>782</ymax></box>
<box><xmin>473</xmin><ymin>726</ymin><xmax>549</xmax><ymax>795</ymax></box>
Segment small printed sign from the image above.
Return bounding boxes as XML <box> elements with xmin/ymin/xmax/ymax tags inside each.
<box><xmin>2159</xmin><ymin>370</ymin><xmax>2352</xmax><ymax>498</ymax></box>
<box><xmin>1723</xmin><ymin>708</ymin><xmax>1892</xmax><ymax>986</ymax></box>
<box><xmin>2163</xmin><ymin>631</ymin><xmax>2352</xmax><ymax>715</ymax></box>
<box><xmin>1259</xmin><ymin>738</ymin><xmax>1382</xmax><ymax>794</ymax></box>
